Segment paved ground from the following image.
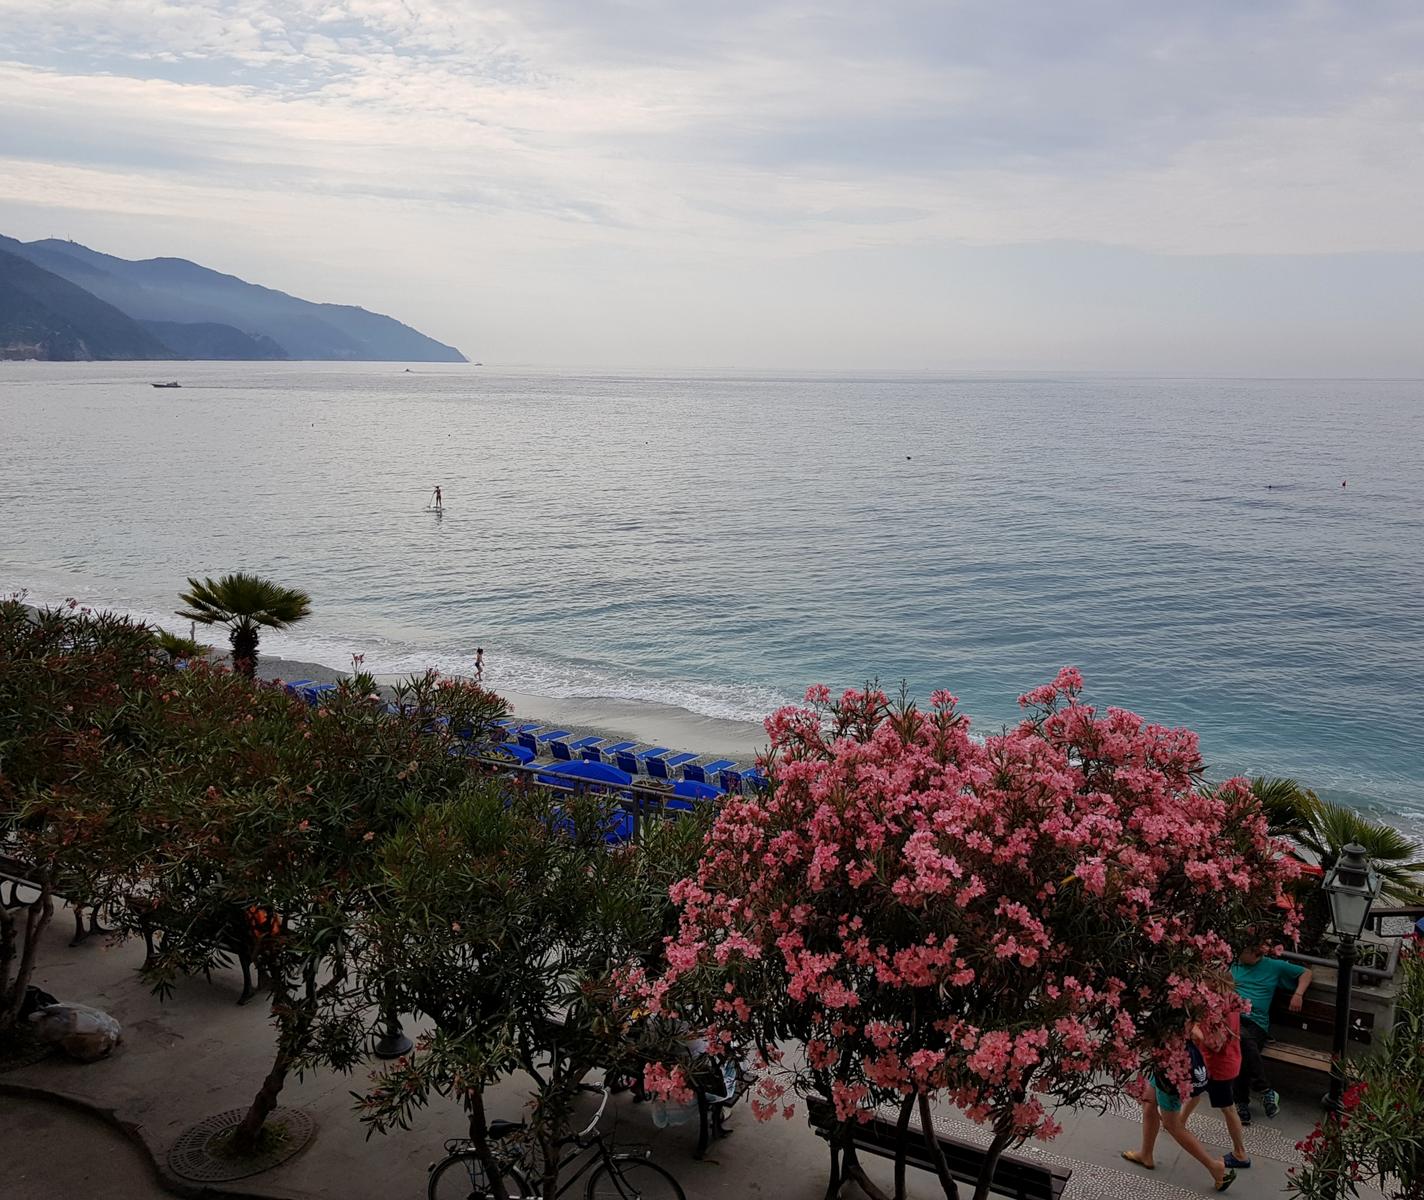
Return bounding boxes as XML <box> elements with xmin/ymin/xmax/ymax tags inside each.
<box><xmin>1</xmin><ymin>908</ymin><xmax>1378</xmax><ymax>1200</ymax></box>
<box><xmin>0</xmin><ymin>1093</ymin><xmax>167</xmax><ymax>1200</ymax></box>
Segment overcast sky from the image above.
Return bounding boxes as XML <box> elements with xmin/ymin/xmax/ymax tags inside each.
<box><xmin>2</xmin><ymin>1</ymin><xmax>1422</xmax><ymax>372</ymax></box>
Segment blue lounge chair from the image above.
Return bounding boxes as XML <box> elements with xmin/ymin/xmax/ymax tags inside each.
<box><xmin>614</xmin><ymin>746</ymin><xmax>667</xmax><ymax>775</ymax></box>
<box><xmin>718</xmin><ymin>768</ymin><xmax>741</xmax><ymax>792</ymax></box>
<box><xmin>645</xmin><ymin>752</ymin><xmax>697</xmax><ymax>781</ymax></box>
<box><xmin>292</xmin><ymin>681</ymin><xmax>337</xmax><ymax>706</ymax></box>
<box><xmin>744</xmin><ymin>767</ymin><xmax>768</xmax><ymax>790</ymax></box>
<box><xmin>550</xmin><ymin>736</ymin><xmax>603</xmax><ymax>762</ymax></box>
<box><xmin>583</xmin><ymin>740</ymin><xmax>635</xmax><ymax>763</ymax></box>
<box><xmin>683</xmin><ymin>759</ymin><xmax>735</xmax><ymax>784</ymax></box>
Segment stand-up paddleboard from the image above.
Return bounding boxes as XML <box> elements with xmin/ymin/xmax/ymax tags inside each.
<box><xmin>425</xmin><ymin>506</ymin><xmax>446</xmax><ymax>513</ymax></box>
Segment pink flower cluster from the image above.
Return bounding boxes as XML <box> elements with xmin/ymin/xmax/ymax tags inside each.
<box><xmin>642</xmin><ymin>671</ymin><xmax>1301</xmax><ymax>1143</ymax></box>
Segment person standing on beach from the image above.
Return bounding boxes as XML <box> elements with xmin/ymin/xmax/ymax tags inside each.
<box><xmin>1232</xmin><ymin>944</ymin><xmax>1312</xmax><ymax>1124</ymax></box>
<box><xmin>474</xmin><ymin>647</ymin><xmax>484</xmax><ymax>683</ymax></box>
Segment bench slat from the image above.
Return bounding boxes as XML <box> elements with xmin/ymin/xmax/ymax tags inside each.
<box><xmin>807</xmin><ymin>1098</ymin><xmax>1069</xmax><ymax>1200</ymax></box>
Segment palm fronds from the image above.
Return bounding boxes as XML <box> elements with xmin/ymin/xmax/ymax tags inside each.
<box><xmin>177</xmin><ymin>573</ymin><xmax>312</xmax><ymax>630</ymax></box>
<box><xmin>1293</xmin><ymin>799</ymin><xmax>1424</xmax><ymax>906</ymax></box>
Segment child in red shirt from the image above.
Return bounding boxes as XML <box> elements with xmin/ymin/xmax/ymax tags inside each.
<box><xmin>1193</xmin><ymin>976</ymin><xmax>1251</xmax><ymax>1170</ymax></box>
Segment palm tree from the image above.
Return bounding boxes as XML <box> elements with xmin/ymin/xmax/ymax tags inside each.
<box><xmin>176</xmin><ymin>573</ymin><xmax>312</xmax><ymax>679</ymax></box>
<box><xmin>1247</xmin><ymin>776</ymin><xmax>1322</xmax><ymax>839</ymax></box>
<box><xmin>1294</xmin><ymin>799</ymin><xmax>1424</xmax><ymax>907</ymax></box>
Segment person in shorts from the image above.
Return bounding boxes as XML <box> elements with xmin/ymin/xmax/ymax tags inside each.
<box><xmin>1123</xmin><ymin>1045</ymin><xmax>1237</xmax><ymax>1191</ymax></box>
<box><xmin>1193</xmin><ymin>973</ymin><xmax>1251</xmax><ymax>1170</ymax></box>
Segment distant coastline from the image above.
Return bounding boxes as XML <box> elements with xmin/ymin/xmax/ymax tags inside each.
<box><xmin>0</xmin><ymin>233</ymin><xmax>465</xmax><ymax>362</ymax></box>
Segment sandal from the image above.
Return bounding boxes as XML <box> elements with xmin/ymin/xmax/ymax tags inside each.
<box><xmin>1120</xmin><ymin>1150</ymin><xmax>1154</xmax><ymax>1170</ymax></box>
<box><xmin>1216</xmin><ymin>1168</ymin><xmax>1237</xmax><ymax>1192</ymax></box>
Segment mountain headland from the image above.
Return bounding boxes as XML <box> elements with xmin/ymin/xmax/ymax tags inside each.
<box><xmin>0</xmin><ymin>234</ymin><xmax>466</xmax><ymax>362</ymax></box>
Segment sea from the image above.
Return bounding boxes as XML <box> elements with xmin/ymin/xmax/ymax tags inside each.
<box><xmin>2</xmin><ymin>361</ymin><xmax>1421</xmax><ymax>829</ymax></box>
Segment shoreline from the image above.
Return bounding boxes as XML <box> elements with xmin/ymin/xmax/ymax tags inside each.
<box><xmin>252</xmin><ymin>652</ymin><xmax>771</xmax><ymax>764</ymax></box>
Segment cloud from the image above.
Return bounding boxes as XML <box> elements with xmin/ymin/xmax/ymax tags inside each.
<box><xmin>1</xmin><ymin>1</ymin><xmax>1422</xmax><ymax>366</ymax></box>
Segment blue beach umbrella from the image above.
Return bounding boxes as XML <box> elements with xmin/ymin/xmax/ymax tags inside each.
<box><xmin>537</xmin><ymin>759</ymin><xmax>634</xmax><ymax>788</ymax></box>
<box><xmin>672</xmin><ymin>779</ymin><xmax>723</xmax><ymax>801</ymax></box>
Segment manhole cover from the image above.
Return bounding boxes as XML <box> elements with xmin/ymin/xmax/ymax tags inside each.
<box><xmin>167</xmin><ymin>1106</ymin><xmax>316</xmax><ymax>1182</ymax></box>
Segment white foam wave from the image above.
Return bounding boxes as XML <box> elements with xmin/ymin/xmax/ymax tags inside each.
<box><xmin>4</xmin><ymin>579</ymin><xmax>794</xmax><ymax>726</ymax></box>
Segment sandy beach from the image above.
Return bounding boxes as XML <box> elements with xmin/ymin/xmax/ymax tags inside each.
<box><xmin>251</xmin><ymin>652</ymin><xmax>770</xmax><ymax>765</ymax></box>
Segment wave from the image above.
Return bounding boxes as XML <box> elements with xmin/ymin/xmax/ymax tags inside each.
<box><xmin>4</xmin><ymin>578</ymin><xmax>795</xmax><ymax>726</ymax></box>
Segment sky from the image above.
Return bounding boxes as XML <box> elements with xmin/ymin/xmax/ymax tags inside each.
<box><xmin>2</xmin><ymin>0</ymin><xmax>1423</xmax><ymax>372</ymax></box>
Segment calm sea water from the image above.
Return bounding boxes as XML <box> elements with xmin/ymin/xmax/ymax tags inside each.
<box><xmin>2</xmin><ymin>362</ymin><xmax>1421</xmax><ymax>824</ymax></box>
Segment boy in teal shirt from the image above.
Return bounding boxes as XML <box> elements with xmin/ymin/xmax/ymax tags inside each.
<box><xmin>1232</xmin><ymin>945</ymin><xmax>1313</xmax><ymax>1124</ymax></box>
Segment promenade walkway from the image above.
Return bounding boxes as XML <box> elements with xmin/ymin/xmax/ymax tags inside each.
<box><xmin>2</xmin><ymin>914</ymin><xmax>1379</xmax><ymax>1200</ymax></box>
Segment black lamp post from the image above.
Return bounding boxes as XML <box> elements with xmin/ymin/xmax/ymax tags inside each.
<box><xmin>1320</xmin><ymin>842</ymin><xmax>1380</xmax><ymax>1112</ymax></box>
<box><xmin>372</xmin><ymin>999</ymin><xmax>413</xmax><ymax>1059</ymax></box>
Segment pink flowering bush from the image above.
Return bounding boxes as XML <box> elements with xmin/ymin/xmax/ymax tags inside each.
<box><xmin>644</xmin><ymin>670</ymin><xmax>1302</xmax><ymax>1200</ymax></box>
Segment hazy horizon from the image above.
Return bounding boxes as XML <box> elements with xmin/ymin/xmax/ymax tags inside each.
<box><xmin>4</xmin><ymin>2</ymin><xmax>1422</xmax><ymax>373</ymax></box>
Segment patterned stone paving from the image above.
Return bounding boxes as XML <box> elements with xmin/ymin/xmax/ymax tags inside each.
<box><xmin>874</xmin><ymin>1096</ymin><xmax>1307</xmax><ymax>1200</ymax></box>
<box><xmin>1101</xmin><ymin>1093</ymin><xmax>1305</xmax><ymax>1165</ymax></box>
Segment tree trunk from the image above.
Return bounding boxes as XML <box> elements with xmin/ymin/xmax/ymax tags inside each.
<box><xmin>1</xmin><ymin>886</ymin><xmax>54</xmax><ymax>1030</ymax></box>
<box><xmin>842</xmin><ymin>1138</ymin><xmax>894</xmax><ymax>1200</ymax></box>
<box><xmin>970</xmin><ymin>1121</ymin><xmax>1017</xmax><ymax>1200</ymax></box>
<box><xmin>230</xmin><ymin>626</ymin><xmax>259</xmax><ymax>679</ymax></box>
<box><xmin>230</xmin><ymin>1039</ymin><xmax>291</xmax><ymax>1155</ymax></box>
<box><xmin>464</xmin><ymin>1087</ymin><xmax>511</xmax><ymax>1200</ymax></box>
<box><xmin>918</xmin><ymin>1092</ymin><xmax>961</xmax><ymax>1200</ymax></box>
<box><xmin>0</xmin><ymin>907</ymin><xmax>17</xmax><ymax>1026</ymax></box>
<box><xmin>893</xmin><ymin>1092</ymin><xmax>916</xmax><ymax>1200</ymax></box>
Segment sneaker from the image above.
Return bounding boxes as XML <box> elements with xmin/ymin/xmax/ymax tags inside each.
<box><xmin>1263</xmin><ymin>1089</ymin><xmax>1280</xmax><ymax>1119</ymax></box>
<box><xmin>1224</xmin><ymin>1153</ymin><xmax>1252</xmax><ymax>1170</ymax></box>
<box><xmin>1236</xmin><ymin>1102</ymin><xmax>1252</xmax><ymax>1126</ymax></box>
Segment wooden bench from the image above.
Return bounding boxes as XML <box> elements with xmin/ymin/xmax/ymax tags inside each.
<box><xmin>0</xmin><ymin>852</ymin><xmax>103</xmax><ymax>945</ymax></box>
<box><xmin>1261</xmin><ymin>994</ymin><xmax>1375</xmax><ymax>1074</ymax></box>
<box><xmin>806</xmin><ymin>1097</ymin><xmax>1070</xmax><ymax>1200</ymax></box>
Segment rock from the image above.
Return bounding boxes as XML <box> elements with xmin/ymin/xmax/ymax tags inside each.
<box><xmin>28</xmin><ymin>1003</ymin><xmax>123</xmax><ymax>1062</ymax></box>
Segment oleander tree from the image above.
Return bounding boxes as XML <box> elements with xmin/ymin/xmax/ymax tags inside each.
<box><xmin>354</xmin><ymin>786</ymin><xmax>711</xmax><ymax>1200</ymax></box>
<box><xmin>123</xmin><ymin>662</ymin><xmax>502</xmax><ymax>1155</ymax></box>
<box><xmin>642</xmin><ymin>670</ymin><xmax>1304</xmax><ymax>1200</ymax></box>
<box><xmin>1289</xmin><ymin>949</ymin><xmax>1424</xmax><ymax>1200</ymax></box>
<box><xmin>176</xmin><ymin>572</ymin><xmax>312</xmax><ymax>678</ymax></box>
<box><xmin>0</xmin><ymin>598</ymin><xmax>162</xmax><ymax>1035</ymax></box>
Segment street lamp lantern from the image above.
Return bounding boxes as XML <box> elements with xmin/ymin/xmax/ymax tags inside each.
<box><xmin>1322</xmin><ymin>842</ymin><xmax>1381</xmax><ymax>940</ymax></box>
<box><xmin>1320</xmin><ymin>842</ymin><xmax>1382</xmax><ymax>1114</ymax></box>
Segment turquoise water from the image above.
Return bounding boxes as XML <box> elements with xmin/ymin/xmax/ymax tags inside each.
<box><xmin>1</xmin><ymin>362</ymin><xmax>1421</xmax><ymax>823</ymax></box>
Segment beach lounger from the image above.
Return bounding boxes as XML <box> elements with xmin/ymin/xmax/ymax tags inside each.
<box><xmin>614</xmin><ymin>751</ymin><xmax>642</xmax><ymax>775</ymax></box>
<box><xmin>583</xmin><ymin>740</ymin><xmax>635</xmax><ymax>763</ymax></box>
<box><xmin>291</xmin><ymin>681</ymin><xmax>337</xmax><ymax>706</ymax></box>
<box><xmin>645</xmin><ymin>752</ymin><xmax>697</xmax><ymax>781</ymax></box>
<box><xmin>550</xmin><ymin>736</ymin><xmax>603</xmax><ymax>762</ymax></box>
<box><xmin>520</xmin><ymin>728</ymin><xmax>571</xmax><ymax>756</ymax></box>
<box><xmin>719</xmin><ymin>768</ymin><xmax>746</xmax><ymax>792</ymax></box>
<box><xmin>683</xmin><ymin>759</ymin><xmax>735</xmax><ymax>784</ymax></box>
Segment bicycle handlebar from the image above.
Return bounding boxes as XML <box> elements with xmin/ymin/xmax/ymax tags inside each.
<box><xmin>575</xmin><ymin>1085</ymin><xmax>611</xmax><ymax>1140</ymax></box>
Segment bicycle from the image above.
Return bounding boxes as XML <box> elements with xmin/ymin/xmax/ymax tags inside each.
<box><xmin>427</xmin><ymin>1084</ymin><xmax>686</xmax><ymax>1200</ymax></box>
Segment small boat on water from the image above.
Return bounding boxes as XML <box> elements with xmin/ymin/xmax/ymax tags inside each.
<box><xmin>151</xmin><ymin>381</ymin><xmax>181</xmax><ymax>388</ymax></box>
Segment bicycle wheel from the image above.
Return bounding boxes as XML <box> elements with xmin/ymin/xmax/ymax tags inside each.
<box><xmin>428</xmin><ymin>1149</ymin><xmax>530</xmax><ymax>1200</ymax></box>
<box><xmin>584</xmin><ymin>1157</ymin><xmax>685</xmax><ymax>1200</ymax></box>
